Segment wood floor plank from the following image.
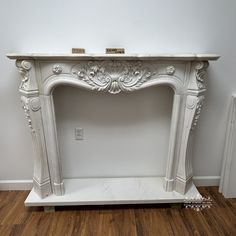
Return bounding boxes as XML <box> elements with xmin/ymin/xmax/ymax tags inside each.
<box><xmin>0</xmin><ymin>187</ymin><xmax>236</xmax><ymax>236</ymax></box>
<box><xmin>1</xmin><ymin>191</ymin><xmax>30</xmax><ymax>225</ymax></box>
<box><xmin>49</xmin><ymin>210</ymin><xmax>77</xmax><ymax>236</ymax></box>
<box><xmin>95</xmin><ymin>208</ymin><xmax>137</xmax><ymax>236</ymax></box>
<box><xmin>18</xmin><ymin>211</ymin><xmax>54</xmax><ymax>235</ymax></box>
<box><xmin>134</xmin><ymin>207</ymin><xmax>175</xmax><ymax>236</ymax></box>
<box><xmin>182</xmin><ymin>209</ymin><xmax>215</xmax><ymax>236</ymax></box>
<box><xmin>165</xmin><ymin>208</ymin><xmax>192</xmax><ymax>236</ymax></box>
<box><xmin>0</xmin><ymin>191</ymin><xmax>19</xmax><ymax>224</ymax></box>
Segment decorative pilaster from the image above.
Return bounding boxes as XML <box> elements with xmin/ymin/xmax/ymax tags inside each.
<box><xmin>17</xmin><ymin>60</ymin><xmax>52</xmax><ymax>198</ymax></box>
<box><xmin>164</xmin><ymin>61</ymin><xmax>208</xmax><ymax>194</ymax></box>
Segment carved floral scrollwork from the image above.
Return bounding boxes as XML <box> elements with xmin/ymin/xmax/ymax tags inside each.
<box><xmin>166</xmin><ymin>66</ymin><xmax>175</xmax><ymax>75</ymax></box>
<box><xmin>71</xmin><ymin>61</ymin><xmax>154</xmax><ymax>94</ymax></box>
<box><xmin>52</xmin><ymin>65</ymin><xmax>63</xmax><ymax>74</ymax></box>
<box><xmin>16</xmin><ymin>60</ymin><xmax>32</xmax><ymax>90</ymax></box>
<box><xmin>21</xmin><ymin>96</ymin><xmax>41</xmax><ymax>132</ymax></box>
<box><xmin>195</xmin><ymin>62</ymin><xmax>209</xmax><ymax>89</ymax></box>
<box><xmin>21</xmin><ymin>96</ymin><xmax>33</xmax><ymax>131</ymax></box>
<box><xmin>188</xmin><ymin>95</ymin><xmax>205</xmax><ymax>130</ymax></box>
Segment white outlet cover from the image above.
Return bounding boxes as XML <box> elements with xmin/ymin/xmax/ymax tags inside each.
<box><xmin>75</xmin><ymin>127</ymin><xmax>83</xmax><ymax>140</ymax></box>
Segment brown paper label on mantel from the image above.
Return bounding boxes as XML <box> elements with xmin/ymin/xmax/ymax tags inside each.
<box><xmin>72</xmin><ymin>48</ymin><xmax>85</xmax><ymax>54</ymax></box>
<box><xmin>106</xmin><ymin>48</ymin><xmax>125</xmax><ymax>54</ymax></box>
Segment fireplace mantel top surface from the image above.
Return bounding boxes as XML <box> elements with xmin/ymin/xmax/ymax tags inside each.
<box><xmin>6</xmin><ymin>53</ymin><xmax>220</xmax><ymax>61</ymax></box>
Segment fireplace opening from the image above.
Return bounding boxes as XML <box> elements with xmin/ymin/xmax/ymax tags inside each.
<box><xmin>53</xmin><ymin>85</ymin><xmax>173</xmax><ymax>179</ymax></box>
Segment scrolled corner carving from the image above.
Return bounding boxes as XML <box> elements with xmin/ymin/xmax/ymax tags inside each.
<box><xmin>20</xmin><ymin>96</ymin><xmax>41</xmax><ymax>132</ymax></box>
<box><xmin>16</xmin><ymin>60</ymin><xmax>32</xmax><ymax>90</ymax></box>
<box><xmin>191</xmin><ymin>96</ymin><xmax>205</xmax><ymax>130</ymax></box>
<box><xmin>71</xmin><ymin>61</ymin><xmax>154</xmax><ymax>94</ymax></box>
<box><xmin>194</xmin><ymin>61</ymin><xmax>209</xmax><ymax>89</ymax></box>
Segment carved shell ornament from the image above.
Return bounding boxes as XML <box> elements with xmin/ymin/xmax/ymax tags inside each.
<box><xmin>71</xmin><ymin>61</ymin><xmax>154</xmax><ymax>94</ymax></box>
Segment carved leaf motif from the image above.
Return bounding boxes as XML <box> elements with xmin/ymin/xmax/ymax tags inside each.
<box><xmin>195</xmin><ymin>62</ymin><xmax>209</xmax><ymax>89</ymax></box>
<box><xmin>191</xmin><ymin>96</ymin><xmax>204</xmax><ymax>130</ymax></box>
<box><xmin>16</xmin><ymin>60</ymin><xmax>32</xmax><ymax>90</ymax></box>
<box><xmin>20</xmin><ymin>96</ymin><xmax>41</xmax><ymax>132</ymax></box>
<box><xmin>71</xmin><ymin>61</ymin><xmax>154</xmax><ymax>94</ymax></box>
<box><xmin>21</xmin><ymin>96</ymin><xmax>34</xmax><ymax>131</ymax></box>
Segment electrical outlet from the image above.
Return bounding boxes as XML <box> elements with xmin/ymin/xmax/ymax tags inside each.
<box><xmin>75</xmin><ymin>127</ymin><xmax>83</xmax><ymax>140</ymax></box>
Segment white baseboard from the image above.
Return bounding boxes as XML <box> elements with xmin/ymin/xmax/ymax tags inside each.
<box><xmin>0</xmin><ymin>176</ymin><xmax>220</xmax><ymax>191</ymax></box>
<box><xmin>193</xmin><ymin>176</ymin><xmax>220</xmax><ymax>186</ymax></box>
<box><xmin>0</xmin><ymin>180</ymin><xmax>33</xmax><ymax>190</ymax></box>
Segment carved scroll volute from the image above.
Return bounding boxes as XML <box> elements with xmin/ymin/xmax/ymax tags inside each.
<box><xmin>188</xmin><ymin>61</ymin><xmax>209</xmax><ymax>91</ymax></box>
<box><xmin>16</xmin><ymin>60</ymin><xmax>38</xmax><ymax>93</ymax></box>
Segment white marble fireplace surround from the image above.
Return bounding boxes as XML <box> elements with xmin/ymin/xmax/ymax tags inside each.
<box><xmin>7</xmin><ymin>53</ymin><xmax>219</xmax><ymax>206</ymax></box>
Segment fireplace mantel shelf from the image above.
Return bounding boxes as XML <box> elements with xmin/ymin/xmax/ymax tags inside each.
<box><xmin>7</xmin><ymin>53</ymin><xmax>219</xmax><ymax>61</ymax></box>
<box><xmin>7</xmin><ymin>52</ymin><xmax>219</xmax><ymax>207</ymax></box>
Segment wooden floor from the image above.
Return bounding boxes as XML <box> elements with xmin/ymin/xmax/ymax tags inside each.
<box><xmin>0</xmin><ymin>187</ymin><xmax>235</xmax><ymax>236</ymax></box>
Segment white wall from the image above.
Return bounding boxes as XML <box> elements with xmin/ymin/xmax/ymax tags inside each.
<box><xmin>1</xmin><ymin>0</ymin><xmax>236</xmax><ymax>185</ymax></box>
<box><xmin>54</xmin><ymin>86</ymin><xmax>173</xmax><ymax>178</ymax></box>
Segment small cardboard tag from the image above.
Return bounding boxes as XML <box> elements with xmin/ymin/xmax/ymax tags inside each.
<box><xmin>72</xmin><ymin>48</ymin><xmax>85</xmax><ymax>54</ymax></box>
<box><xmin>106</xmin><ymin>48</ymin><xmax>125</xmax><ymax>54</ymax></box>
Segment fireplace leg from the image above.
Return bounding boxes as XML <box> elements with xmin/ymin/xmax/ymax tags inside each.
<box><xmin>21</xmin><ymin>95</ymin><xmax>52</xmax><ymax>198</ymax></box>
<box><xmin>175</xmin><ymin>94</ymin><xmax>204</xmax><ymax>194</ymax></box>
<box><xmin>164</xmin><ymin>93</ymin><xmax>204</xmax><ymax>195</ymax></box>
<box><xmin>40</xmin><ymin>95</ymin><xmax>65</xmax><ymax>196</ymax></box>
